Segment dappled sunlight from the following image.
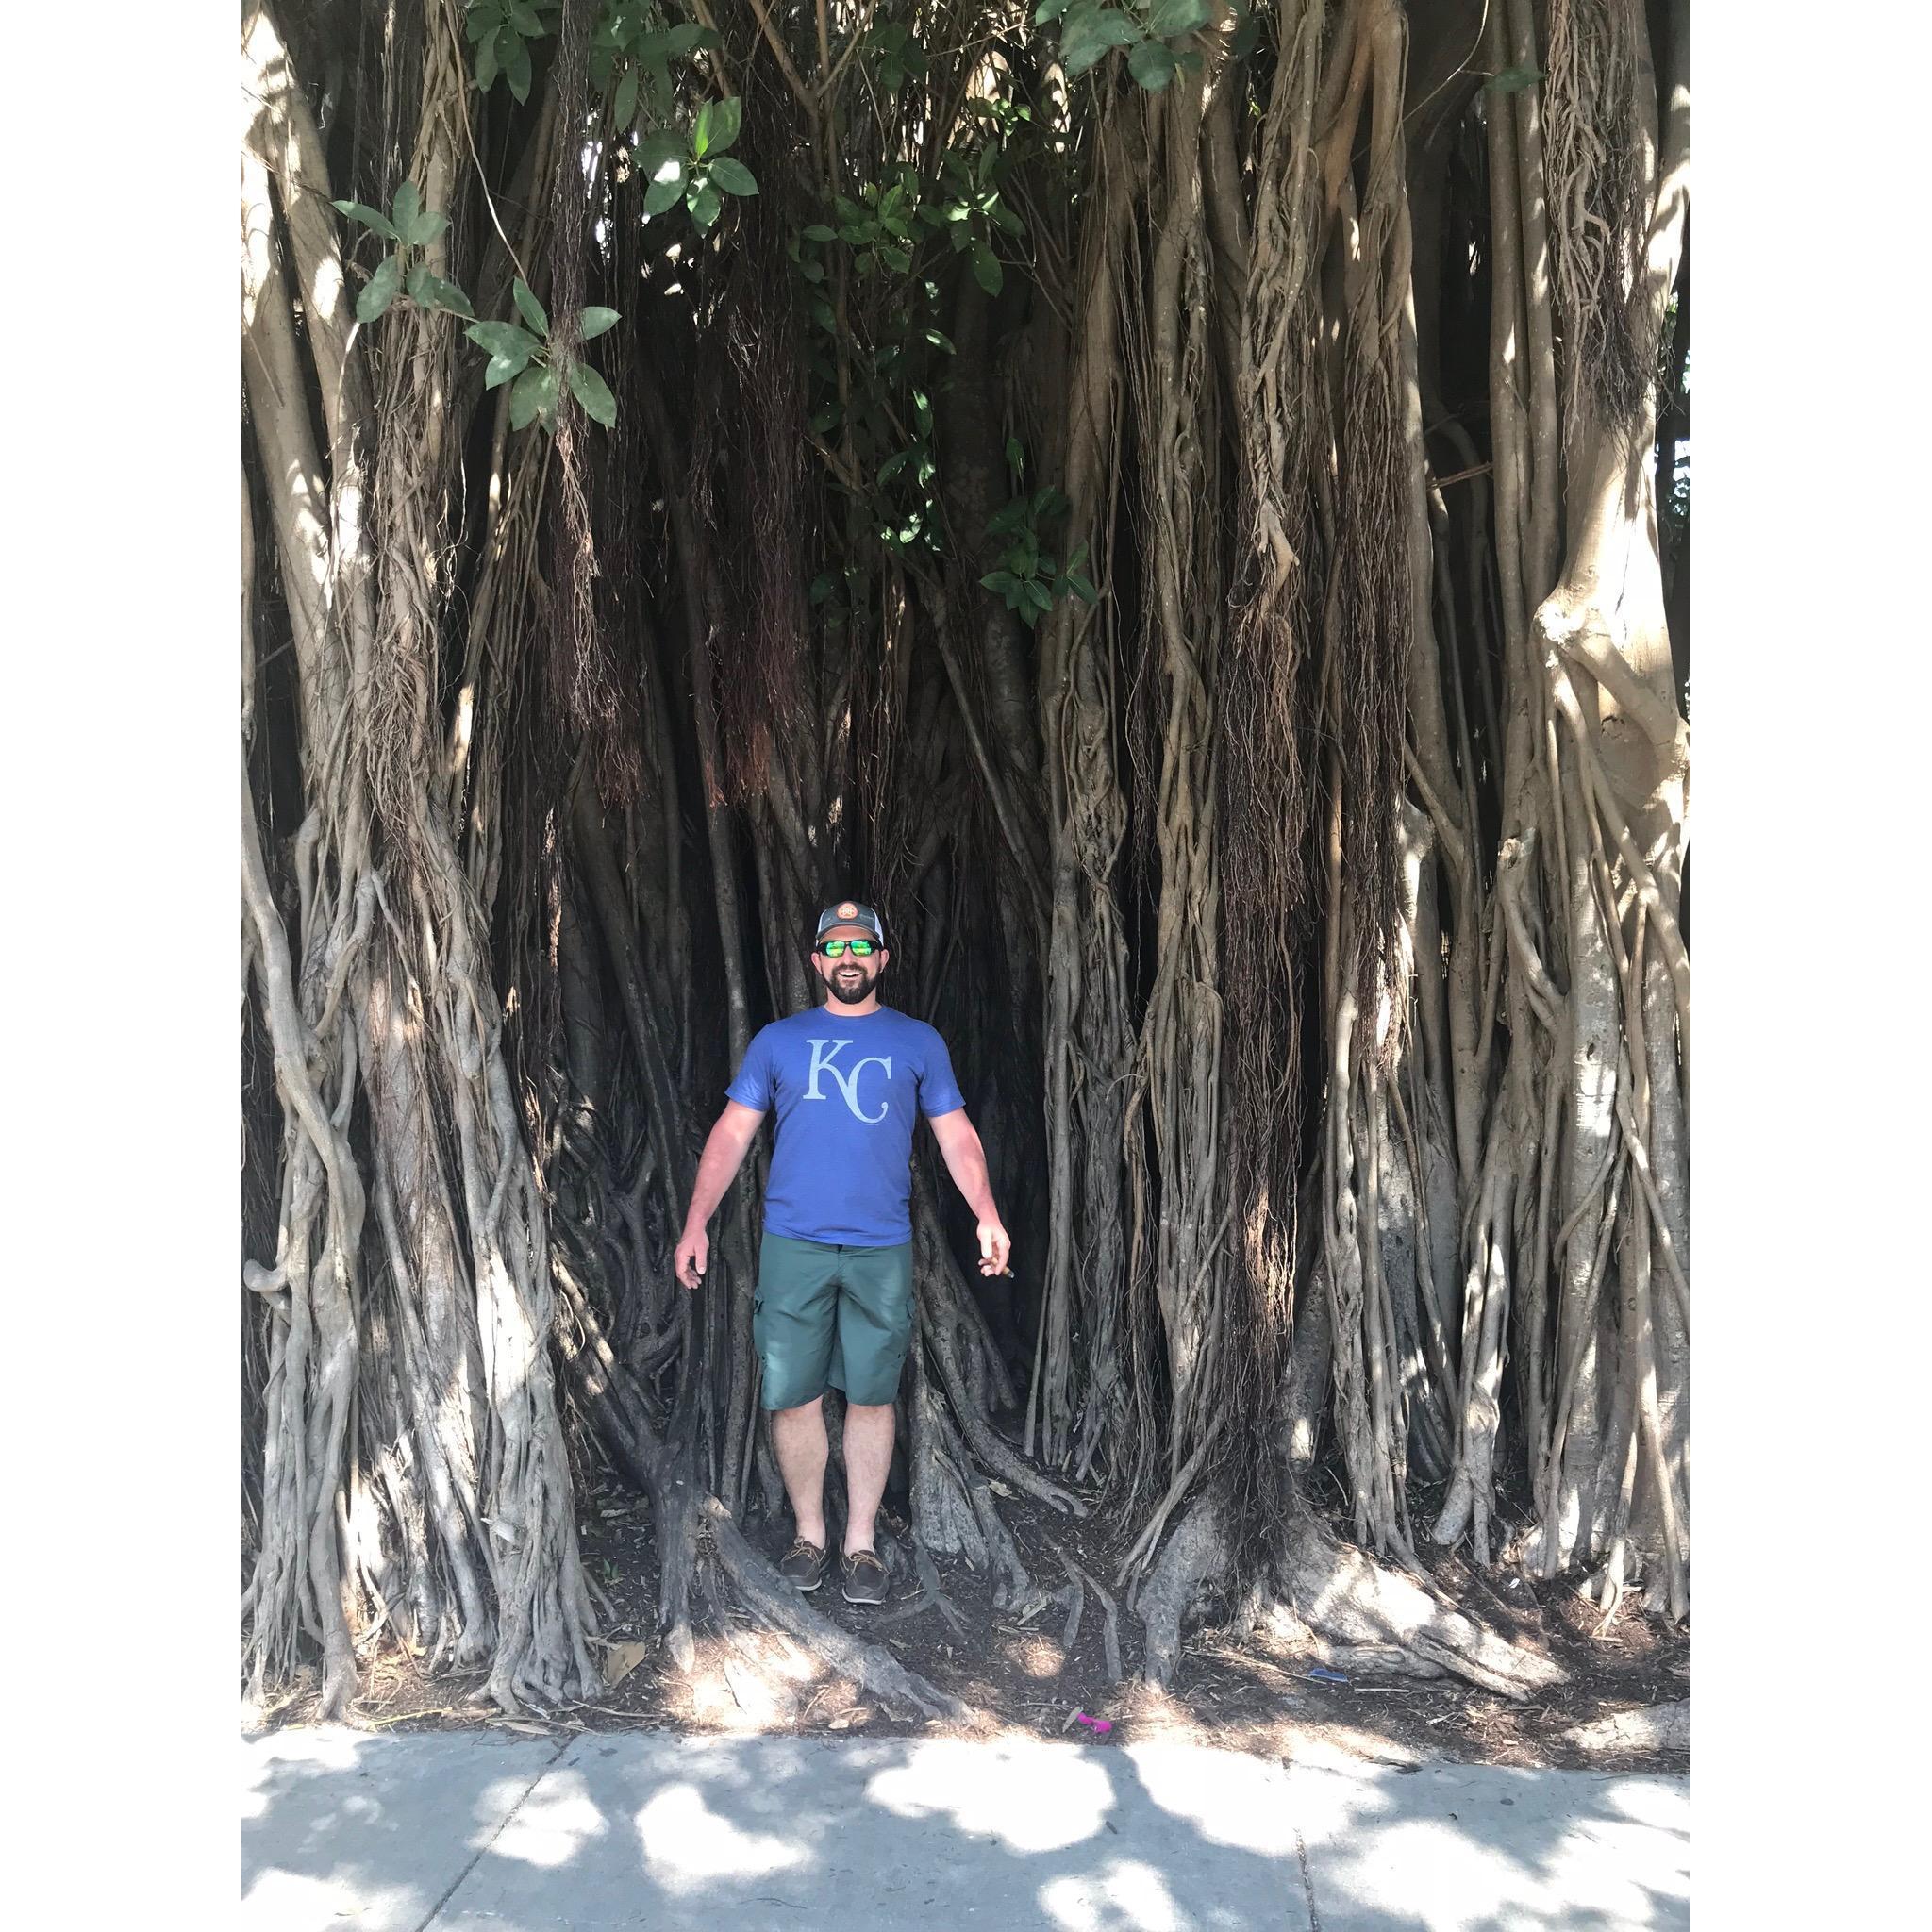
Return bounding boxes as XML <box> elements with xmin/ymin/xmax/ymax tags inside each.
<box><xmin>1124</xmin><ymin>1741</ymin><xmax>1293</xmax><ymax>1858</ymax></box>
<box><xmin>864</xmin><ymin>1734</ymin><xmax>1115</xmax><ymax>1853</ymax></box>
<box><xmin>244</xmin><ymin>1726</ymin><xmax>1687</xmax><ymax>1930</ymax></box>
<box><xmin>243</xmin><ymin>1864</ymin><xmax>424</xmax><ymax>1926</ymax></box>
<box><xmin>635</xmin><ymin>1780</ymin><xmax>812</xmax><ymax>1888</ymax></box>
<box><xmin>1040</xmin><ymin>1856</ymin><xmax>1190</xmax><ymax>1932</ymax></box>
<box><xmin>486</xmin><ymin>1767</ymin><xmax>608</xmax><ymax>1869</ymax></box>
<box><xmin>1290</xmin><ymin>1761</ymin><xmax>1690</xmax><ymax>1930</ymax></box>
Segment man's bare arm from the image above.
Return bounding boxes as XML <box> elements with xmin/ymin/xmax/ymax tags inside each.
<box><xmin>675</xmin><ymin>1101</ymin><xmax>765</xmax><ymax>1289</ymax></box>
<box><xmin>927</xmin><ymin>1109</ymin><xmax>1012</xmax><ymax>1275</ymax></box>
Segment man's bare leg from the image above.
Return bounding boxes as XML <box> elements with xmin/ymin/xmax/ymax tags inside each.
<box><xmin>841</xmin><ymin>1401</ymin><xmax>894</xmax><ymax>1556</ymax></box>
<box><xmin>771</xmin><ymin>1397</ymin><xmax>828</xmax><ymax>1549</ymax></box>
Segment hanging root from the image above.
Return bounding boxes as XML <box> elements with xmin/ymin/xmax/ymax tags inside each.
<box><xmin>1137</xmin><ymin>1491</ymin><xmax>1565</xmax><ymax>1700</ymax></box>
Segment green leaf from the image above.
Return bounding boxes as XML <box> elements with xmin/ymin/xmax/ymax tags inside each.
<box><xmin>1067</xmin><ymin>572</ymin><xmax>1099</xmax><ymax>603</ymax></box>
<box><xmin>466</xmin><ymin>321</ymin><xmax>543</xmax><ymax>360</ymax></box>
<box><xmin>391</xmin><ymin>180</ymin><xmax>422</xmax><ymax>242</ymax></box>
<box><xmin>567</xmin><ymin>359</ymin><xmax>618</xmax><ymax>427</ymax></box>
<box><xmin>1146</xmin><ymin>0</ymin><xmax>1212</xmax><ymax>37</ymax></box>
<box><xmin>642</xmin><ymin>174</ymin><xmax>686</xmax><ymax>214</ymax></box>
<box><xmin>509</xmin><ymin>361</ymin><xmax>558</xmax><ymax>432</ymax></box>
<box><xmin>709</xmin><ymin>157</ymin><xmax>759</xmax><ymax>197</ymax></box>
<box><xmin>1128</xmin><ymin>40</ymin><xmax>1177</xmax><ymax>91</ymax></box>
<box><xmin>408</xmin><ymin>207</ymin><xmax>452</xmax><ymax>248</ymax></box>
<box><xmin>688</xmin><ymin>180</ymin><xmax>723</xmax><ymax>231</ymax></box>
<box><xmin>924</xmin><ymin>328</ymin><xmax>956</xmax><ymax>353</ymax></box>
<box><xmin>475</xmin><ymin>27</ymin><xmax>502</xmax><ymax>91</ymax></box>
<box><xmin>613</xmin><ymin>66</ymin><xmax>640</xmax><ymax>128</ymax></box>
<box><xmin>880</xmin><ymin>244</ymin><xmax>913</xmax><ymax>273</ymax></box>
<box><xmin>508</xmin><ymin>1</ymin><xmax>543</xmax><ymax>32</ymax></box>
<box><xmin>406</xmin><ymin>263</ymin><xmax>475</xmax><ymax>317</ymax></box>
<box><xmin>802</xmin><ymin>224</ymin><xmax>838</xmax><ymax>242</ymax></box>
<box><xmin>693</xmin><ymin>94</ymin><xmax>741</xmax><ymax>158</ymax></box>
<box><xmin>1060</xmin><ymin>6</ymin><xmax>1140</xmax><ymax>78</ymax></box>
<box><xmin>665</xmin><ymin>23</ymin><xmax>706</xmax><ymax>56</ymax></box>
<box><xmin>505</xmin><ymin>32</ymin><xmax>533</xmax><ymax>102</ymax></box>
<box><xmin>1486</xmin><ymin>64</ymin><xmax>1544</xmax><ymax>93</ymax></box>
<box><xmin>980</xmin><ymin>570</ymin><xmax>1020</xmax><ymax>595</ymax></box>
<box><xmin>969</xmin><ymin>239</ymin><xmax>1003</xmax><ymax>296</ymax></box>
<box><xmin>356</xmin><ymin>254</ymin><xmax>404</xmax><ymax>323</ymax></box>
<box><xmin>577</xmin><ymin>306</ymin><xmax>621</xmax><ymax>341</ymax></box>
<box><xmin>638</xmin><ymin>128</ymin><xmax>685</xmax><ymax>174</ymax></box>
<box><xmin>482</xmin><ymin>348</ymin><xmax>528</xmax><ymax>389</ymax></box>
<box><xmin>333</xmin><ymin>199</ymin><xmax>399</xmax><ymax>242</ymax></box>
<box><xmin>1034</xmin><ymin>0</ymin><xmax>1073</xmax><ymax>20</ymax></box>
<box><xmin>512</xmin><ymin>277</ymin><xmax>549</xmax><ymax>337</ymax></box>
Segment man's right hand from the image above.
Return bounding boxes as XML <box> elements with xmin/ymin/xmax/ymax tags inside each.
<box><xmin>675</xmin><ymin>1228</ymin><xmax>708</xmax><ymax>1291</ymax></box>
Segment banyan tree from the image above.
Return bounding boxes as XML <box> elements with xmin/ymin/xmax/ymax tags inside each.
<box><xmin>242</xmin><ymin>0</ymin><xmax>1690</xmax><ymax>1718</ymax></box>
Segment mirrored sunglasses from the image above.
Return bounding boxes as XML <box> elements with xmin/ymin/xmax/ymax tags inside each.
<box><xmin>819</xmin><ymin>939</ymin><xmax>877</xmax><ymax>958</ymax></box>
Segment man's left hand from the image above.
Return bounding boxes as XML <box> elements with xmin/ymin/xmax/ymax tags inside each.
<box><xmin>976</xmin><ymin>1219</ymin><xmax>1012</xmax><ymax>1276</ymax></box>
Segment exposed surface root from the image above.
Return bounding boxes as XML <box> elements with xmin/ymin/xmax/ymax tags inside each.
<box><xmin>701</xmin><ymin>1499</ymin><xmax>976</xmax><ymax>1723</ymax></box>
<box><xmin>1278</xmin><ymin>1501</ymin><xmax>1563</xmax><ymax>1702</ymax></box>
<box><xmin>1136</xmin><ymin>1497</ymin><xmax>1233</xmax><ymax>1690</ymax></box>
<box><xmin>1136</xmin><ymin>1491</ymin><xmax>1564</xmax><ymax>1702</ymax></box>
<box><xmin>1561</xmin><ymin>1698</ymin><xmax>1688</xmax><ymax>1757</ymax></box>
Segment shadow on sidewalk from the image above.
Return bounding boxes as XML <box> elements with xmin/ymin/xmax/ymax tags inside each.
<box><xmin>242</xmin><ymin>1724</ymin><xmax>1689</xmax><ymax>1931</ymax></box>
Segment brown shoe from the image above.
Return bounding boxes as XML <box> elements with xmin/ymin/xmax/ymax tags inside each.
<box><xmin>780</xmin><ymin>1539</ymin><xmax>829</xmax><ymax>1592</ymax></box>
<box><xmin>841</xmin><ymin>1548</ymin><xmax>889</xmax><ymax>1606</ymax></box>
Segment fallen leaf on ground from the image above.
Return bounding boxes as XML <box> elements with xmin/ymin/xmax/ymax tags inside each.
<box><xmin>601</xmin><ymin>1640</ymin><xmax>653</xmax><ymax>1689</ymax></box>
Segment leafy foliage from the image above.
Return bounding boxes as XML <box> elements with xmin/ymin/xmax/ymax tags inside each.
<box><xmin>591</xmin><ymin>4</ymin><xmax>718</xmax><ymax>132</ymax></box>
<box><xmin>637</xmin><ymin>94</ymin><xmax>757</xmax><ymax>235</ymax></box>
<box><xmin>335</xmin><ymin>186</ymin><xmax>473</xmax><ymax>322</ymax></box>
<box><xmin>980</xmin><ymin>447</ymin><xmax>1098</xmax><ymax>627</ymax></box>
<box><xmin>1036</xmin><ymin>0</ymin><xmax>1212</xmax><ymax>92</ymax></box>
<box><xmin>465</xmin><ymin>0</ymin><xmax>559</xmax><ymax>102</ymax></box>
<box><xmin>465</xmin><ymin>278</ymin><xmax>623</xmax><ymax>433</ymax></box>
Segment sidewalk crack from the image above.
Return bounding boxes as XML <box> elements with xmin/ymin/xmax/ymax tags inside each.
<box><xmin>411</xmin><ymin>1734</ymin><xmax>575</xmax><ymax>1932</ymax></box>
<box><xmin>1294</xmin><ymin>1827</ymin><xmax>1323</xmax><ymax>1932</ymax></box>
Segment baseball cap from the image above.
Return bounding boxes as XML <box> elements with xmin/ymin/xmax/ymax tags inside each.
<box><xmin>815</xmin><ymin>900</ymin><xmax>886</xmax><ymax>946</ymax></box>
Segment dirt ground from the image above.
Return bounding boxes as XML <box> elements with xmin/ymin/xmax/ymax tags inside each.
<box><xmin>255</xmin><ymin>1465</ymin><xmax>1689</xmax><ymax>1774</ymax></box>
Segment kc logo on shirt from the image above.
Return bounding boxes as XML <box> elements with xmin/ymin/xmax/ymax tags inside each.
<box><xmin>805</xmin><ymin>1038</ymin><xmax>893</xmax><ymax>1123</ymax></box>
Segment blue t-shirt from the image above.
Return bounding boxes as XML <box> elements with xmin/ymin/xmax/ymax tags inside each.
<box><xmin>724</xmin><ymin>1006</ymin><xmax>966</xmax><ymax>1246</ymax></box>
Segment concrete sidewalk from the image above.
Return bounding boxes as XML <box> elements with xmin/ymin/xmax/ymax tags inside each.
<box><xmin>243</xmin><ymin>1725</ymin><xmax>1689</xmax><ymax>1931</ymax></box>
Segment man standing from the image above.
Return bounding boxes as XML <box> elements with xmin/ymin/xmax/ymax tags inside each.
<box><xmin>674</xmin><ymin>901</ymin><xmax>1012</xmax><ymax>1605</ymax></box>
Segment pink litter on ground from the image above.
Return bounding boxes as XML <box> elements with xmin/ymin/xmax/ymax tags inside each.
<box><xmin>1074</xmin><ymin>1711</ymin><xmax>1113</xmax><ymax>1734</ymax></box>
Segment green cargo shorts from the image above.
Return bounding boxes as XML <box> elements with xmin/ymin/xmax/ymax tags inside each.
<box><xmin>754</xmin><ymin>1233</ymin><xmax>915</xmax><ymax>1411</ymax></box>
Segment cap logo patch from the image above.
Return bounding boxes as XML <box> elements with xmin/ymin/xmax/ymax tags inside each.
<box><xmin>838</xmin><ymin>902</ymin><xmax>857</xmax><ymax>918</ymax></box>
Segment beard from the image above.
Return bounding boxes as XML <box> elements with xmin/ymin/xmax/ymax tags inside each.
<box><xmin>824</xmin><ymin>960</ymin><xmax>878</xmax><ymax>1007</ymax></box>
